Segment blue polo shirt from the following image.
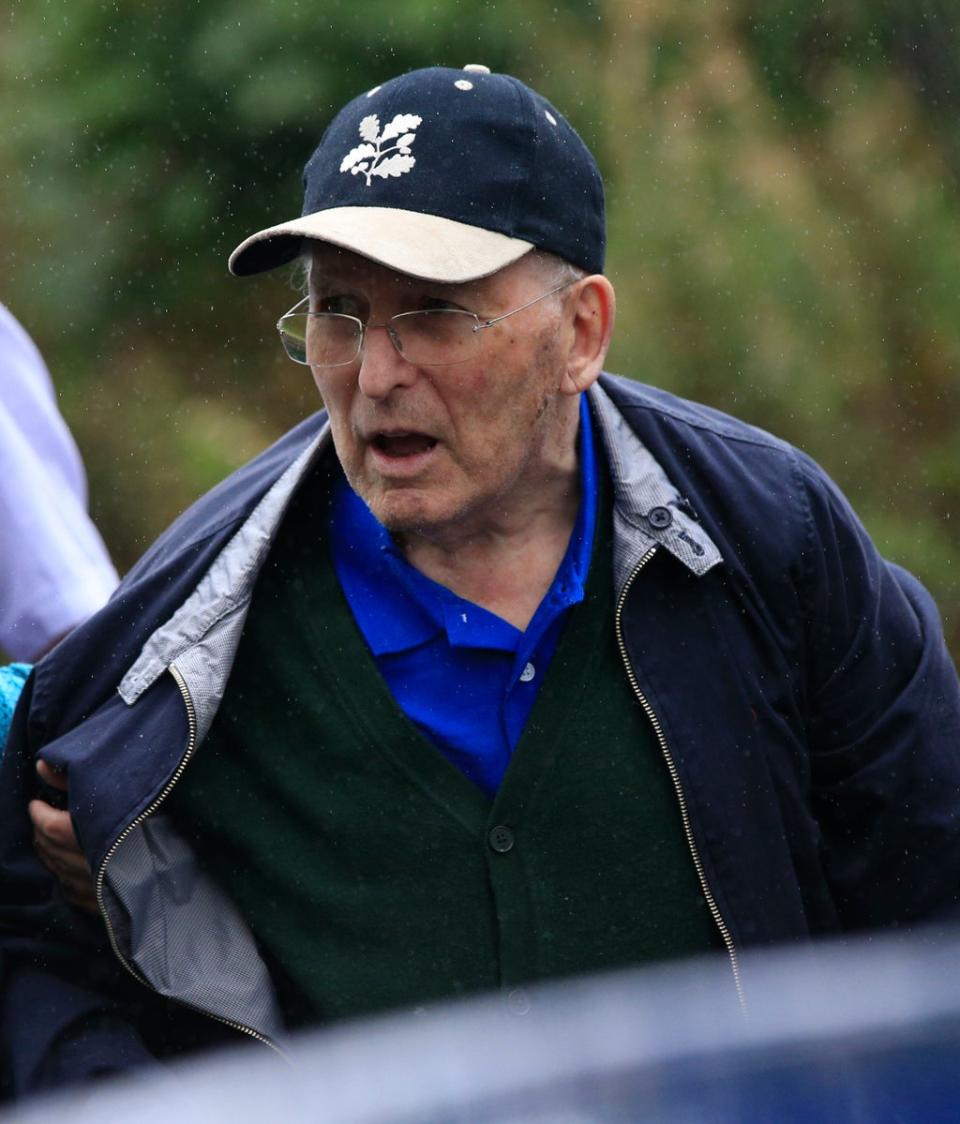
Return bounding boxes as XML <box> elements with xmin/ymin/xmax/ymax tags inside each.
<box><xmin>329</xmin><ymin>397</ymin><xmax>598</xmax><ymax>796</ymax></box>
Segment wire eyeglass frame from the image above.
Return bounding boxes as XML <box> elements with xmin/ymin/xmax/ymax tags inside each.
<box><xmin>276</xmin><ymin>278</ymin><xmax>578</xmax><ymax>368</ymax></box>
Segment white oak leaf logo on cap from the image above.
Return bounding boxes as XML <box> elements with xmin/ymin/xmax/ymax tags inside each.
<box><xmin>339</xmin><ymin>113</ymin><xmax>423</xmax><ymax>186</ymax></box>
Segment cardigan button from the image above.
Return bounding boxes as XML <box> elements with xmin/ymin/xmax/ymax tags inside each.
<box><xmin>488</xmin><ymin>825</ymin><xmax>515</xmax><ymax>853</ymax></box>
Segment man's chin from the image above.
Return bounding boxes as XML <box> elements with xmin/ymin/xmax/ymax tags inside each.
<box><xmin>374</xmin><ymin>492</ymin><xmax>496</xmax><ymax>546</ymax></box>
<box><xmin>358</xmin><ymin>484</ymin><xmax>447</xmax><ymax>536</ymax></box>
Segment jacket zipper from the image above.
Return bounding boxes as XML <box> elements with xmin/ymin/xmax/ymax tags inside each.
<box><xmin>614</xmin><ymin>546</ymin><xmax>746</xmax><ymax>1010</ymax></box>
<box><xmin>95</xmin><ymin>664</ymin><xmax>282</xmax><ymax>1053</ymax></box>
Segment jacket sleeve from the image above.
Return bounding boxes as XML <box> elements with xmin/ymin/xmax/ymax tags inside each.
<box><xmin>797</xmin><ymin>451</ymin><xmax>960</xmax><ymax>930</ymax></box>
<box><xmin>1</xmin><ymin>966</ymin><xmax>160</xmax><ymax>1097</ymax></box>
<box><xmin>0</xmin><ymin>674</ymin><xmax>159</xmax><ymax>1099</ymax></box>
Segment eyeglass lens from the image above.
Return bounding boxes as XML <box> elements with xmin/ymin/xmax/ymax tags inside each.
<box><xmin>278</xmin><ymin>310</ymin><xmax>480</xmax><ymax>367</ymax></box>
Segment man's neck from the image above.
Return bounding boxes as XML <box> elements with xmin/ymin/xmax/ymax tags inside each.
<box><xmin>397</xmin><ymin>466</ymin><xmax>581</xmax><ymax>632</ymax></box>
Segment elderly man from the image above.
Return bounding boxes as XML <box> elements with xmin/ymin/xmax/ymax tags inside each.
<box><xmin>3</xmin><ymin>65</ymin><xmax>960</xmax><ymax>1096</ymax></box>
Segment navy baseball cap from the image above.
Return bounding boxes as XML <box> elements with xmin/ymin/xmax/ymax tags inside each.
<box><xmin>229</xmin><ymin>65</ymin><xmax>605</xmax><ymax>282</ymax></box>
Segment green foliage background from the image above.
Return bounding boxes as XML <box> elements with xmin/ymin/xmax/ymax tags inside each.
<box><xmin>2</xmin><ymin>0</ymin><xmax>959</xmax><ymax>658</ymax></box>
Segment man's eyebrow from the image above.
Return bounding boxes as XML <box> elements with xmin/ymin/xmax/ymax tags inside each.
<box><xmin>308</xmin><ymin>270</ymin><xmax>352</xmax><ymax>289</ymax></box>
<box><xmin>408</xmin><ymin>276</ymin><xmax>488</xmax><ymax>303</ymax></box>
<box><xmin>436</xmin><ymin>280</ymin><xmax>483</xmax><ymax>300</ymax></box>
<box><xmin>308</xmin><ymin>269</ymin><xmax>484</xmax><ymax>303</ymax></box>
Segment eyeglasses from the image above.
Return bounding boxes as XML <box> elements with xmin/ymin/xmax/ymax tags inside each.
<box><xmin>276</xmin><ymin>279</ymin><xmax>577</xmax><ymax>368</ymax></box>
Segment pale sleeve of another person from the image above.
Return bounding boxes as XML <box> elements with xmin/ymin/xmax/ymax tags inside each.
<box><xmin>0</xmin><ymin>303</ymin><xmax>119</xmax><ymax>660</ymax></box>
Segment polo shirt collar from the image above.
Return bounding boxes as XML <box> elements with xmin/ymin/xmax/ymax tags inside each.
<box><xmin>329</xmin><ymin>486</ymin><xmax>437</xmax><ymax>655</ymax></box>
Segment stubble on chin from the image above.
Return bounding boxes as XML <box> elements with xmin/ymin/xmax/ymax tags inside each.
<box><xmin>346</xmin><ymin>471</ymin><xmax>431</xmax><ymax>536</ymax></box>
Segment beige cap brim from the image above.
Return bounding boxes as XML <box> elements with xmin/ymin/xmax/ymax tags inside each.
<box><xmin>229</xmin><ymin>205</ymin><xmax>533</xmax><ymax>282</ymax></box>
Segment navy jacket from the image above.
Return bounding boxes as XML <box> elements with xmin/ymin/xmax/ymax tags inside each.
<box><xmin>3</xmin><ymin>374</ymin><xmax>960</xmax><ymax>1095</ymax></box>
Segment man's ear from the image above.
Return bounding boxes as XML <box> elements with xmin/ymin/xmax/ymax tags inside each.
<box><xmin>560</xmin><ymin>275</ymin><xmax>617</xmax><ymax>396</ymax></box>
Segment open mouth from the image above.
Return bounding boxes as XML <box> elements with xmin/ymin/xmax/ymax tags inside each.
<box><xmin>373</xmin><ymin>432</ymin><xmax>438</xmax><ymax>458</ymax></box>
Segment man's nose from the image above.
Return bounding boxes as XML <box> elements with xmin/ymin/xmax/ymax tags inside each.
<box><xmin>357</xmin><ymin>323</ymin><xmax>416</xmax><ymax>399</ymax></box>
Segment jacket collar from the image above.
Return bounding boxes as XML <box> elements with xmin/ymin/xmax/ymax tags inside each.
<box><xmin>588</xmin><ymin>382</ymin><xmax>722</xmax><ymax>590</ymax></box>
<box><xmin>119</xmin><ymin>428</ymin><xmax>330</xmax><ymax>711</ymax></box>
<box><xmin>120</xmin><ymin>385</ymin><xmax>722</xmax><ymax>709</ymax></box>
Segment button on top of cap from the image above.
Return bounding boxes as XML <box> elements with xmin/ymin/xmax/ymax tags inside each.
<box><xmin>462</xmin><ymin>64</ymin><xmax>491</xmax><ymax>74</ymax></box>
